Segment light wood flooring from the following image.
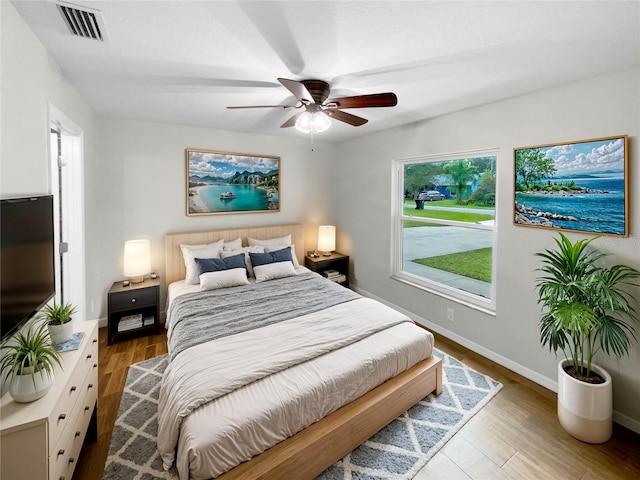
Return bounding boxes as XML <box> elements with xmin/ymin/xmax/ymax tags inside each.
<box><xmin>73</xmin><ymin>328</ymin><xmax>640</xmax><ymax>480</ymax></box>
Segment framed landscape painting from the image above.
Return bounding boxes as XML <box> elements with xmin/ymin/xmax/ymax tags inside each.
<box><xmin>514</xmin><ymin>135</ymin><xmax>628</xmax><ymax>237</ymax></box>
<box><xmin>186</xmin><ymin>149</ymin><xmax>280</xmax><ymax>216</ymax></box>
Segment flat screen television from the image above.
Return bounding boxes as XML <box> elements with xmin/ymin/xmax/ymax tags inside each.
<box><xmin>1</xmin><ymin>195</ymin><xmax>56</xmax><ymax>342</ymax></box>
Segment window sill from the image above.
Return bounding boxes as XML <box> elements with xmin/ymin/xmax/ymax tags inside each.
<box><xmin>391</xmin><ymin>271</ymin><xmax>496</xmax><ymax>316</ymax></box>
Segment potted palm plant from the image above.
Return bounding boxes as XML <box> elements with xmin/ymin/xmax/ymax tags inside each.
<box><xmin>40</xmin><ymin>302</ymin><xmax>77</xmax><ymax>345</ymax></box>
<box><xmin>0</xmin><ymin>321</ymin><xmax>63</xmax><ymax>403</ymax></box>
<box><xmin>535</xmin><ymin>233</ymin><xmax>640</xmax><ymax>443</ymax></box>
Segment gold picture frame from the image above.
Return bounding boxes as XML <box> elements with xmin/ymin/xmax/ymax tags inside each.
<box><xmin>186</xmin><ymin>149</ymin><xmax>280</xmax><ymax>216</ymax></box>
<box><xmin>514</xmin><ymin>135</ymin><xmax>628</xmax><ymax>237</ymax></box>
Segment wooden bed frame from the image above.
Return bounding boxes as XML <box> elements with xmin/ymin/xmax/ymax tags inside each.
<box><xmin>164</xmin><ymin>224</ymin><xmax>443</xmax><ymax>479</ymax></box>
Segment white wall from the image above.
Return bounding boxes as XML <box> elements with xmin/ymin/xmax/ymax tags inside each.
<box><xmin>1</xmin><ymin>2</ymin><xmax>94</xmax><ymax>196</ymax></box>
<box><xmin>1</xmin><ymin>2</ymin><xmax>94</xmax><ymax>309</ymax></box>
<box><xmin>84</xmin><ymin>118</ymin><xmax>337</xmax><ymax>320</ymax></box>
<box><xmin>1</xmin><ymin>2</ymin><xmax>338</xmax><ymax>326</ymax></box>
<box><xmin>0</xmin><ymin>1</ymin><xmax>95</xmax><ymax>396</ymax></box>
<box><xmin>335</xmin><ymin>68</ymin><xmax>640</xmax><ymax>432</ymax></box>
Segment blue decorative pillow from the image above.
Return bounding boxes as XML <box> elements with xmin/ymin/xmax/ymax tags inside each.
<box><xmin>195</xmin><ymin>253</ymin><xmax>246</xmax><ymax>274</ymax></box>
<box><xmin>248</xmin><ymin>247</ymin><xmax>293</xmax><ymax>268</ymax></box>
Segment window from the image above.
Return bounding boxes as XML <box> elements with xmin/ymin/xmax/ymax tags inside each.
<box><xmin>392</xmin><ymin>149</ymin><xmax>498</xmax><ymax>312</ymax></box>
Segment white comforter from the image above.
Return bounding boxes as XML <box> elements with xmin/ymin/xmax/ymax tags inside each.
<box><xmin>158</xmin><ymin>297</ymin><xmax>434</xmax><ymax>479</ymax></box>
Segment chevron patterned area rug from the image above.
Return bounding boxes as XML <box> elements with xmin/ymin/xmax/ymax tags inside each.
<box><xmin>103</xmin><ymin>349</ymin><xmax>502</xmax><ymax>480</ymax></box>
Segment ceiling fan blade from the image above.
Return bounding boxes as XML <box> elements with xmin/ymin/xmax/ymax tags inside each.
<box><xmin>278</xmin><ymin>78</ymin><xmax>315</xmax><ymax>104</ymax></box>
<box><xmin>325</xmin><ymin>110</ymin><xmax>368</xmax><ymax>127</ymax></box>
<box><xmin>227</xmin><ymin>104</ymin><xmax>298</xmax><ymax>109</ymax></box>
<box><xmin>325</xmin><ymin>92</ymin><xmax>397</xmax><ymax>109</ymax></box>
<box><xmin>280</xmin><ymin>111</ymin><xmax>304</xmax><ymax>128</ymax></box>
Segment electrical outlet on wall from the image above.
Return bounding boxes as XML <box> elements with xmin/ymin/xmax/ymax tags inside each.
<box><xmin>446</xmin><ymin>308</ymin><xmax>455</xmax><ymax>321</ymax></box>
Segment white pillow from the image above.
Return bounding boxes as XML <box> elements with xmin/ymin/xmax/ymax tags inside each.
<box><xmin>223</xmin><ymin>237</ymin><xmax>243</xmax><ymax>250</ymax></box>
<box><xmin>200</xmin><ymin>268</ymin><xmax>249</xmax><ymax>291</ymax></box>
<box><xmin>247</xmin><ymin>234</ymin><xmax>291</xmax><ymax>247</ymax></box>
<box><xmin>263</xmin><ymin>244</ymin><xmax>300</xmax><ymax>268</ymax></box>
<box><xmin>181</xmin><ymin>240</ymin><xmax>224</xmax><ymax>284</ymax></box>
<box><xmin>220</xmin><ymin>246</ymin><xmax>265</xmax><ymax>277</ymax></box>
<box><xmin>253</xmin><ymin>261</ymin><xmax>297</xmax><ymax>283</ymax></box>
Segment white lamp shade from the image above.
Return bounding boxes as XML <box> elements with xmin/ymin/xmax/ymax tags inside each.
<box><xmin>312</xmin><ymin>112</ymin><xmax>331</xmax><ymax>132</ymax></box>
<box><xmin>317</xmin><ymin>225</ymin><xmax>336</xmax><ymax>253</ymax></box>
<box><xmin>124</xmin><ymin>239</ymin><xmax>151</xmax><ymax>279</ymax></box>
<box><xmin>295</xmin><ymin>112</ymin><xmax>331</xmax><ymax>134</ymax></box>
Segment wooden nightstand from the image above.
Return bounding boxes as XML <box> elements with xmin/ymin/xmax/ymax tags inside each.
<box><xmin>107</xmin><ymin>278</ymin><xmax>160</xmax><ymax>345</ymax></box>
<box><xmin>305</xmin><ymin>252</ymin><xmax>349</xmax><ymax>288</ymax></box>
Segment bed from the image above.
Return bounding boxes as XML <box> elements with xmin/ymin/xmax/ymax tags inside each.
<box><xmin>159</xmin><ymin>224</ymin><xmax>442</xmax><ymax>479</ymax></box>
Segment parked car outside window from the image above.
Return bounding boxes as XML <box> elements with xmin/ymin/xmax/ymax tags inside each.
<box><xmin>418</xmin><ymin>190</ymin><xmax>446</xmax><ymax>201</ymax></box>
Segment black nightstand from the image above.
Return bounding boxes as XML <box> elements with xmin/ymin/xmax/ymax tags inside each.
<box><xmin>305</xmin><ymin>252</ymin><xmax>349</xmax><ymax>288</ymax></box>
<box><xmin>107</xmin><ymin>278</ymin><xmax>160</xmax><ymax>345</ymax></box>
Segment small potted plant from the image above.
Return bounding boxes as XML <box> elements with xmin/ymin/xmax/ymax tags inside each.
<box><xmin>40</xmin><ymin>302</ymin><xmax>77</xmax><ymax>345</ymax></box>
<box><xmin>535</xmin><ymin>233</ymin><xmax>640</xmax><ymax>443</ymax></box>
<box><xmin>0</xmin><ymin>321</ymin><xmax>63</xmax><ymax>402</ymax></box>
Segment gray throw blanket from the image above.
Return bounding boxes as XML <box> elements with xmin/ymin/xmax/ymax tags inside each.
<box><xmin>167</xmin><ymin>272</ymin><xmax>360</xmax><ymax>361</ymax></box>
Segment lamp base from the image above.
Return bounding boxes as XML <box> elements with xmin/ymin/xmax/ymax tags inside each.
<box><xmin>322</xmin><ymin>251</ymin><xmax>332</xmax><ymax>256</ymax></box>
<box><xmin>129</xmin><ymin>275</ymin><xmax>145</xmax><ymax>284</ymax></box>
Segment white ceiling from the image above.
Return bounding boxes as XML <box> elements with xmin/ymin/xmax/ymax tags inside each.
<box><xmin>13</xmin><ymin>0</ymin><xmax>640</xmax><ymax>142</ymax></box>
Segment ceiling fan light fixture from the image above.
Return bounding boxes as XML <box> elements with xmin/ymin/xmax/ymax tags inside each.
<box><xmin>314</xmin><ymin>112</ymin><xmax>331</xmax><ymax>132</ymax></box>
<box><xmin>295</xmin><ymin>111</ymin><xmax>331</xmax><ymax>134</ymax></box>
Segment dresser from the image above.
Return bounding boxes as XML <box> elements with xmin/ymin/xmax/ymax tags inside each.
<box><xmin>1</xmin><ymin>320</ymin><xmax>99</xmax><ymax>480</ymax></box>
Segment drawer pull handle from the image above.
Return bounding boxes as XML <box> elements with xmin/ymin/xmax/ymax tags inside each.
<box><xmin>58</xmin><ymin>449</ymin><xmax>65</xmax><ymax>457</ymax></box>
<box><xmin>58</xmin><ymin>414</ymin><xmax>66</xmax><ymax>421</ymax></box>
<box><xmin>70</xmin><ymin>386</ymin><xmax>77</xmax><ymax>392</ymax></box>
<box><xmin>88</xmin><ymin>383</ymin><xmax>94</xmax><ymax>389</ymax></box>
<box><xmin>94</xmin><ymin>364</ymin><xmax>98</xmax><ymax>368</ymax></box>
<box><xmin>60</xmin><ymin>477</ymin><xmax>65</xmax><ymax>480</ymax></box>
<box><xmin>75</xmin><ymin>431</ymin><xmax>82</xmax><ymax>438</ymax></box>
<box><xmin>87</xmin><ymin>354</ymin><xmax>93</xmax><ymax>359</ymax></box>
<box><xmin>131</xmin><ymin>298</ymin><xmax>137</xmax><ymax>303</ymax></box>
<box><xmin>93</xmin><ymin>339</ymin><xmax>97</xmax><ymax>343</ymax></box>
<box><xmin>69</xmin><ymin>457</ymin><xmax>75</xmax><ymax>464</ymax></box>
<box><xmin>85</xmin><ymin>406</ymin><xmax>90</xmax><ymax>412</ymax></box>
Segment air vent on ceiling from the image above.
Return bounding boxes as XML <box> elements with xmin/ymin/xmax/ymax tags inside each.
<box><xmin>56</xmin><ymin>2</ymin><xmax>106</xmax><ymax>41</ymax></box>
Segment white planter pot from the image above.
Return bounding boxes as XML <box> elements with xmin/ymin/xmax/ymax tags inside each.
<box><xmin>557</xmin><ymin>359</ymin><xmax>612</xmax><ymax>443</ymax></box>
<box><xmin>9</xmin><ymin>368</ymin><xmax>54</xmax><ymax>403</ymax></box>
<box><xmin>48</xmin><ymin>320</ymin><xmax>74</xmax><ymax>345</ymax></box>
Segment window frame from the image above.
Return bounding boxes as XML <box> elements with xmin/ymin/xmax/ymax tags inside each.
<box><xmin>391</xmin><ymin>148</ymin><xmax>499</xmax><ymax>314</ymax></box>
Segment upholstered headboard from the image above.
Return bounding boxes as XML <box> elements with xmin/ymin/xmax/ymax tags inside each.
<box><xmin>164</xmin><ymin>224</ymin><xmax>305</xmax><ymax>286</ymax></box>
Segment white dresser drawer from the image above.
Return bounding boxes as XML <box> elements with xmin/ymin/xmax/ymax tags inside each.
<box><xmin>80</xmin><ymin>332</ymin><xmax>99</xmax><ymax>372</ymax></box>
<box><xmin>51</xmin><ymin>370</ymin><xmax>98</xmax><ymax>480</ymax></box>
<box><xmin>47</xmin><ymin>330</ymin><xmax>97</xmax><ymax>454</ymax></box>
<box><xmin>49</xmin><ymin>356</ymin><xmax>98</xmax><ymax>477</ymax></box>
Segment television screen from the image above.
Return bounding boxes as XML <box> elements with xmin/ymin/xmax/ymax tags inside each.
<box><xmin>1</xmin><ymin>195</ymin><xmax>55</xmax><ymax>342</ymax></box>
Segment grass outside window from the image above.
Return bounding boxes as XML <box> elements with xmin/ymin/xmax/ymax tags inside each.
<box><xmin>413</xmin><ymin>248</ymin><xmax>493</xmax><ymax>283</ymax></box>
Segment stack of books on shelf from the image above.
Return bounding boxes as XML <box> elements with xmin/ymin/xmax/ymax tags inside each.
<box><xmin>143</xmin><ymin>316</ymin><xmax>155</xmax><ymax>327</ymax></box>
<box><xmin>118</xmin><ymin>314</ymin><xmax>142</xmax><ymax>332</ymax></box>
<box><xmin>322</xmin><ymin>269</ymin><xmax>346</xmax><ymax>284</ymax></box>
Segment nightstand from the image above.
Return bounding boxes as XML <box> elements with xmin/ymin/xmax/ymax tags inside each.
<box><xmin>107</xmin><ymin>278</ymin><xmax>160</xmax><ymax>345</ymax></box>
<box><xmin>305</xmin><ymin>252</ymin><xmax>349</xmax><ymax>288</ymax></box>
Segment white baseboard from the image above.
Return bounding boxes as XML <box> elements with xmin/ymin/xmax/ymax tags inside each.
<box><xmin>353</xmin><ymin>286</ymin><xmax>640</xmax><ymax>435</ymax></box>
<box><xmin>613</xmin><ymin>410</ymin><xmax>640</xmax><ymax>434</ymax></box>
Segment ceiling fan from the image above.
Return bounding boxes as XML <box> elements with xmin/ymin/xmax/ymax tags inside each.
<box><xmin>227</xmin><ymin>78</ymin><xmax>397</xmax><ymax>132</ymax></box>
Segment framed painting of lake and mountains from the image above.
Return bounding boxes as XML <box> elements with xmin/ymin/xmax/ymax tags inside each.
<box><xmin>186</xmin><ymin>149</ymin><xmax>280</xmax><ymax>216</ymax></box>
<box><xmin>514</xmin><ymin>135</ymin><xmax>628</xmax><ymax>237</ymax></box>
